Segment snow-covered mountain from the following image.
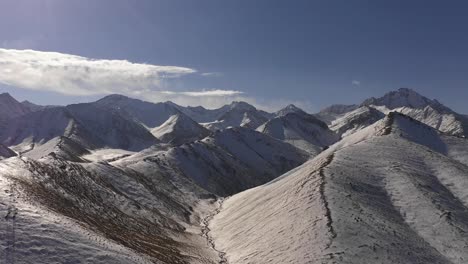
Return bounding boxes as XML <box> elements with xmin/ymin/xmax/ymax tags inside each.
<box><xmin>151</xmin><ymin>113</ymin><xmax>211</xmax><ymax>145</ymax></box>
<box><xmin>329</xmin><ymin>106</ymin><xmax>385</xmax><ymax>137</ymax></box>
<box><xmin>274</xmin><ymin>104</ymin><xmax>307</xmax><ymax>117</ymax></box>
<box><xmin>210</xmin><ymin>112</ymin><xmax>468</xmax><ymax>263</ymax></box>
<box><xmin>1</xmin><ymin>90</ymin><xmax>468</xmax><ymax>263</ymax></box>
<box><xmin>170</xmin><ymin>101</ymin><xmax>274</xmax><ymax>125</ymax></box>
<box><xmin>257</xmin><ymin>112</ymin><xmax>339</xmax><ymax>155</ymax></box>
<box><xmin>202</xmin><ymin>101</ymin><xmax>272</xmax><ymax>131</ymax></box>
<box><xmin>0</xmin><ymin>104</ymin><xmax>159</xmax><ymax>153</ymax></box>
<box><xmin>316</xmin><ymin>88</ymin><xmax>468</xmax><ymax>138</ymax></box>
<box><xmin>120</xmin><ymin>126</ymin><xmax>308</xmax><ymax>196</ymax></box>
<box><xmin>361</xmin><ymin>88</ymin><xmax>468</xmax><ymax>137</ymax></box>
<box><xmin>167</xmin><ymin>102</ymin><xmax>231</xmax><ymax>123</ymax></box>
<box><xmin>361</xmin><ymin>87</ymin><xmax>444</xmax><ymax>110</ymax></box>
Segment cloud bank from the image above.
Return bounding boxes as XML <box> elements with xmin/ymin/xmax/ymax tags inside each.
<box><xmin>0</xmin><ymin>48</ymin><xmax>314</xmax><ymax>112</ymax></box>
<box><xmin>0</xmin><ymin>48</ymin><xmax>196</xmax><ymax>96</ymax></box>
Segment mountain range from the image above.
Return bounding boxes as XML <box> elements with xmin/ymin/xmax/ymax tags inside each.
<box><xmin>0</xmin><ymin>88</ymin><xmax>467</xmax><ymax>263</ymax></box>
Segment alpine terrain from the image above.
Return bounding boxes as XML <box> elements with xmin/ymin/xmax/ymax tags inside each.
<box><xmin>0</xmin><ymin>88</ymin><xmax>467</xmax><ymax>264</ymax></box>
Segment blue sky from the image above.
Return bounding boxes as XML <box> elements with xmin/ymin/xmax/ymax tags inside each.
<box><xmin>0</xmin><ymin>0</ymin><xmax>467</xmax><ymax>113</ymax></box>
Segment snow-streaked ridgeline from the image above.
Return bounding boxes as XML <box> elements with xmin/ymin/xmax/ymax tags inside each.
<box><xmin>0</xmin><ymin>88</ymin><xmax>467</xmax><ymax>263</ymax></box>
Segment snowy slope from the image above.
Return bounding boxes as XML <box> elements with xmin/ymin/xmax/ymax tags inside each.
<box><xmin>0</xmin><ymin>153</ymin><xmax>218</xmax><ymax>263</ymax></box>
<box><xmin>23</xmin><ymin>136</ymin><xmax>91</xmax><ymax>162</ymax></box>
<box><xmin>121</xmin><ymin>127</ymin><xmax>309</xmax><ymax>196</ymax></box>
<box><xmin>210</xmin><ymin>113</ymin><xmax>468</xmax><ymax>264</ymax></box>
<box><xmin>330</xmin><ymin>106</ymin><xmax>385</xmax><ymax>137</ymax></box>
<box><xmin>257</xmin><ymin>112</ymin><xmax>339</xmax><ymax>155</ymax></box>
<box><xmin>151</xmin><ymin>113</ymin><xmax>211</xmax><ymax>145</ymax></box>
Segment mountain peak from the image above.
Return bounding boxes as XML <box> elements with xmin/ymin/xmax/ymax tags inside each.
<box><xmin>98</xmin><ymin>94</ymin><xmax>131</xmax><ymax>103</ymax></box>
<box><xmin>276</xmin><ymin>104</ymin><xmax>306</xmax><ymax>116</ymax></box>
<box><xmin>151</xmin><ymin>113</ymin><xmax>210</xmax><ymax>145</ymax></box>
<box><xmin>0</xmin><ymin>92</ymin><xmax>16</xmax><ymax>101</ymax></box>
<box><xmin>361</xmin><ymin>88</ymin><xmax>443</xmax><ymax>110</ymax></box>
<box><xmin>229</xmin><ymin>101</ymin><xmax>256</xmax><ymax>111</ymax></box>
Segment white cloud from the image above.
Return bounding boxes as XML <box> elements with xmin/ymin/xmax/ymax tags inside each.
<box><xmin>0</xmin><ymin>48</ymin><xmax>196</xmax><ymax>96</ymax></box>
<box><xmin>160</xmin><ymin>89</ymin><xmax>243</xmax><ymax>97</ymax></box>
<box><xmin>352</xmin><ymin>80</ymin><xmax>361</xmax><ymax>86</ymax></box>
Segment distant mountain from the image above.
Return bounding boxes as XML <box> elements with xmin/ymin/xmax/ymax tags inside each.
<box><xmin>361</xmin><ymin>88</ymin><xmax>468</xmax><ymax>137</ymax></box>
<box><xmin>0</xmin><ymin>103</ymin><xmax>159</xmax><ymax>153</ymax></box>
<box><xmin>257</xmin><ymin>112</ymin><xmax>339</xmax><ymax>155</ymax></box>
<box><xmin>202</xmin><ymin>101</ymin><xmax>272</xmax><ymax>131</ymax></box>
<box><xmin>315</xmin><ymin>104</ymin><xmax>359</xmax><ymax>124</ymax></box>
<box><xmin>361</xmin><ymin>88</ymin><xmax>446</xmax><ymax>110</ymax></box>
<box><xmin>151</xmin><ymin>113</ymin><xmax>211</xmax><ymax>145</ymax></box>
<box><xmin>0</xmin><ymin>106</ymin><xmax>95</xmax><ymax>153</ymax></box>
<box><xmin>329</xmin><ymin>106</ymin><xmax>385</xmax><ymax>137</ymax></box>
<box><xmin>66</xmin><ymin>103</ymin><xmax>160</xmax><ymax>150</ymax></box>
<box><xmin>167</xmin><ymin>102</ymin><xmax>232</xmax><ymax>123</ymax></box>
<box><xmin>275</xmin><ymin>104</ymin><xmax>307</xmax><ymax>117</ymax></box>
<box><xmin>0</xmin><ymin>92</ymin><xmax>30</xmax><ymax>123</ymax></box>
<box><xmin>95</xmin><ymin>94</ymin><xmax>181</xmax><ymax>128</ymax></box>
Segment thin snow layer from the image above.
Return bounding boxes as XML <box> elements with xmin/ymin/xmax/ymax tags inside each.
<box><xmin>330</xmin><ymin>106</ymin><xmax>384</xmax><ymax>137</ymax></box>
<box><xmin>0</xmin><ymin>163</ymin><xmax>153</xmax><ymax>264</ymax></box>
<box><xmin>0</xmin><ymin>156</ymin><xmax>219</xmax><ymax>263</ymax></box>
<box><xmin>257</xmin><ymin>112</ymin><xmax>339</xmax><ymax>155</ymax></box>
<box><xmin>151</xmin><ymin>114</ymin><xmax>211</xmax><ymax>145</ymax></box>
<box><xmin>211</xmin><ymin>114</ymin><xmax>468</xmax><ymax>263</ymax></box>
